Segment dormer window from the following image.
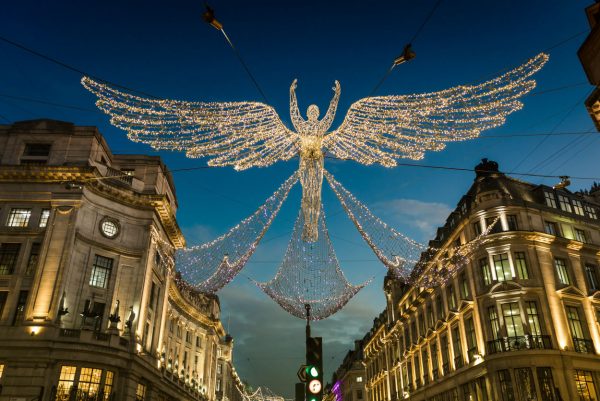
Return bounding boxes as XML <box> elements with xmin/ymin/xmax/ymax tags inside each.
<box><xmin>585</xmin><ymin>205</ymin><xmax>598</xmax><ymax>220</ymax></box>
<box><xmin>21</xmin><ymin>143</ymin><xmax>51</xmax><ymax>165</ymax></box>
<box><xmin>573</xmin><ymin>199</ymin><xmax>585</xmax><ymax>216</ymax></box>
<box><xmin>544</xmin><ymin>191</ymin><xmax>557</xmax><ymax>208</ymax></box>
<box><xmin>558</xmin><ymin>194</ymin><xmax>572</xmax><ymax>213</ymax></box>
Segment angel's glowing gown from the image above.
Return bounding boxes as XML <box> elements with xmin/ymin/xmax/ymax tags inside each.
<box><xmin>290</xmin><ymin>80</ymin><xmax>340</xmax><ymax>242</ymax></box>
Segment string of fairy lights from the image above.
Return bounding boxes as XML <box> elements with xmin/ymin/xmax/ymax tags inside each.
<box><xmin>256</xmin><ymin>205</ymin><xmax>369</xmax><ymax>321</ymax></box>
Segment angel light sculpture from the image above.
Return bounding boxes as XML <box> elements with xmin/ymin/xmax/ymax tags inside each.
<box><xmin>81</xmin><ymin>53</ymin><xmax>548</xmax><ymax>245</ymax></box>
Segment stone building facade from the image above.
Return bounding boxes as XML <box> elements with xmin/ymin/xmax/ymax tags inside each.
<box><xmin>0</xmin><ymin>120</ymin><xmax>243</xmax><ymax>401</ymax></box>
<box><xmin>326</xmin><ymin>340</ymin><xmax>366</xmax><ymax>401</ymax></box>
<box><xmin>362</xmin><ymin>159</ymin><xmax>600</xmax><ymax>401</ymax></box>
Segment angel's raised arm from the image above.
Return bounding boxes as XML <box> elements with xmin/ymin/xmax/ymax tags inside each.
<box><xmin>318</xmin><ymin>80</ymin><xmax>341</xmax><ymax>132</ymax></box>
<box><xmin>290</xmin><ymin>79</ymin><xmax>305</xmax><ymax>132</ymax></box>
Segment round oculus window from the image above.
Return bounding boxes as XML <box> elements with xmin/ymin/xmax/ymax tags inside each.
<box><xmin>100</xmin><ymin>219</ymin><xmax>119</xmax><ymax>238</ymax></box>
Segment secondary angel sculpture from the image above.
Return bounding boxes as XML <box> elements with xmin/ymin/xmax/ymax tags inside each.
<box><xmin>82</xmin><ymin>53</ymin><xmax>548</xmax><ymax>243</ymax></box>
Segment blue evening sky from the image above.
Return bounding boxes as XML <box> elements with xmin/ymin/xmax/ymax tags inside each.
<box><xmin>1</xmin><ymin>0</ymin><xmax>597</xmax><ymax>396</ymax></box>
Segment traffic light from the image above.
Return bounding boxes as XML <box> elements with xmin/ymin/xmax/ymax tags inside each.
<box><xmin>306</xmin><ymin>337</ymin><xmax>323</xmax><ymax>401</ymax></box>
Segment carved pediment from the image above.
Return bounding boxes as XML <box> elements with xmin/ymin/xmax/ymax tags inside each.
<box><xmin>557</xmin><ymin>285</ymin><xmax>585</xmax><ymax>298</ymax></box>
<box><xmin>435</xmin><ymin>320</ymin><xmax>446</xmax><ymax>330</ymax></box>
<box><xmin>458</xmin><ymin>300</ymin><xmax>473</xmax><ymax>312</ymax></box>
<box><xmin>490</xmin><ymin>281</ymin><xmax>523</xmax><ymax>294</ymax></box>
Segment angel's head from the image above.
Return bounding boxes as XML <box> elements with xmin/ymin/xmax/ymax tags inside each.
<box><xmin>307</xmin><ymin>104</ymin><xmax>320</xmax><ymax>122</ymax></box>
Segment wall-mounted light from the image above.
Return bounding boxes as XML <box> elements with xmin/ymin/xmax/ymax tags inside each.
<box><xmin>30</xmin><ymin>326</ymin><xmax>41</xmax><ymax>336</ymax></box>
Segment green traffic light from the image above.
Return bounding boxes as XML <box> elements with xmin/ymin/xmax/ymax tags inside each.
<box><xmin>306</xmin><ymin>366</ymin><xmax>319</xmax><ymax>378</ymax></box>
<box><xmin>308</xmin><ymin>396</ymin><xmax>319</xmax><ymax>401</ymax></box>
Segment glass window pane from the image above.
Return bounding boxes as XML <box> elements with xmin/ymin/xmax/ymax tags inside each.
<box><xmin>493</xmin><ymin>253</ymin><xmax>512</xmax><ymax>282</ymax></box>
<box><xmin>6</xmin><ymin>209</ymin><xmax>31</xmax><ymax>227</ymax></box>
<box><xmin>502</xmin><ymin>302</ymin><xmax>524</xmax><ymax>337</ymax></box>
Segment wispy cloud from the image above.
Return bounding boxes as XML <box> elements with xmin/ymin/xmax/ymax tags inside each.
<box><xmin>373</xmin><ymin>198</ymin><xmax>452</xmax><ymax>240</ymax></box>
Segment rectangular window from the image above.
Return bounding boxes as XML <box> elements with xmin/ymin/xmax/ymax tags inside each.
<box><xmin>419</xmin><ymin>312</ymin><xmax>425</xmax><ymax>336</ymax></box>
<box><xmin>12</xmin><ymin>290</ymin><xmax>27</xmax><ymax>325</ymax></box>
<box><xmin>515</xmin><ymin>368</ymin><xmax>537</xmax><ymax>401</ymax></box>
<box><xmin>452</xmin><ymin>325</ymin><xmax>462</xmax><ymax>368</ymax></box>
<box><xmin>537</xmin><ymin>367</ymin><xmax>556</xmax><ymax>401</ymax></box>
<box><xmin>473</xmin><ymin>221</ymin><xmax>482</xmax><ymax>236</ymax></box>
<box><xmin>78</xmin><ymin>367</ymin><xmax>102</xmax><ymax>395</ymax></box>
<box><xmin>57</xmin><ymin>366</ymin><xmax>77</xmax><ymax>398</ymax></box>
<box><xmin>0</xmin><ymin>363</ymin><xmax>3</xmax><ymax>379</ymax></box>
<box><xmin>526</xmin><ymin>301</ymin><xmax>542</xmax><ymax>336</ymax></box>
<box><xmin>21</xmin><ymin>143</ymin><xmax>51</xmax><ymax>165</ymax></box>
<box><xmin>436</xmin><ymin>294</ymin><xmax>444</xmax><ymax>320</ymax></box>
<box><xmin>0</xmin><ymin>243</ymin><xmax>21</xmax><ymax>275</ymax></box>
<box><xmin>558</xmin><ymin>194</ymin><xmax>572</xmax><ymax>213</ymax></box>
<box><xmin>585</xmin><ymin>205</ymin><xmax>598</xmax><ymax>219</ymax></box>
<box><xmin>6</xmin><ymin>208</ymin><xmax>31</xmax><ymax>227</ymax></box>
<box><xmin>447</xmin><ymin>285</ymin><xmax>457</xmax><ymax>310</ymax></box>
<box><xmin>357</xmin><ymin>390</ymin><xmax>363</xmax><ymax>400</ymax></box>
<box><xmin>427</xmin><ymin>303</ymin><xmax>434</xmax><ymax>328</ymax></box>
<box><xmin>460</xmin><ymin>273</ymin><xmax>470</xmax><ymax>300</ymax></box>
<box><xmin>39</xmin><ymin>209</ymin><xmax>50</xmax><ymax>228</ymax></box>
<box><xmin>196</xmin><ymin>335</ymin><xmax>202</xmax><ymax>348</ymax></box>
<box><xmin>89</xmin><ymin>255</ymin><xmax>113</xmax><ymax>288</ymax></box>
<box><xmin>104</xmin><ymin>371</ymin><xmax>114</xmax><ymax>399</ymax></box>
<box><xmin>506</xmin><ymin>214</ymin><xmax>518</xmax><ymax>231</ymax></box>
<box><xmin>26</xmin><ymin>243</ymin><xmax>40</xmax><ymax>276</ymax></box>
<box><xmin>498</xmin><ymin>370</ymin><xmax>515</xmax><ymax>401</ymax></box>
<box><xmin>513</xmin><ymin>252</ymin><xmax>529</xmax><ymax>279</ymax></box>
<box><xmin>575</xmin><ymin>228</ymin><xmax>587</xmax><ymax>243</ymax></box>
<box><xmin>573</xmin><ymin>199</ymin><xmax>585</xmax><ymax>216</ymax></box>
<box><xmin>440</xmin><ymin>333</ymin><xmax>449</xmax><ymax>374</ymax></box>
<box><xmin>544</xmin><ymin>221</ymin><xmax>559</xmax><ymax>236</ymax></box>
<box><xmin>465</xmin><ymin>317</ymin><xmax>477</xmax><ymax>360</ymax></box>
<box><xmin>488</xmin><ymin>306</ymin><xmax>500</xmax><ymax>340</ymax></box>
<box><xmin>356</xmin><ymin>376</ymin><xmax>363</xmax><ymax>383</ymax></box>
<box><xmin>480</xmin><ymin>257</ymin><xmax>493</xmax><ymax>286</ymax></box>
<box><xmin>493</xmin><ymin>253</ymin><xmax>512</xmax><ymax>282</ymax></box>
<box><xmin>431</xmin><ymin>343</ymin><xmax>438</xmax><ymax>377</ymax></box>
<box><xmin>136</xmin><ymin>383</ymin><xmax>147</xmax><ymax>401</ymax></box>
<box><xmin>544</xmin><ymin>191</ymin><xmax>557</xmax><ymax>208</ymax></box>
<box><xmin>486</xmin><ymin>217</ymin><xmax>502</xmax><ymax>234</ymax></box>
<box><xmin>574</xmin><ymin>370</ymin><xmax>598</xmax><ymax>401</ymax></box>
<box><xmin>554</xmin><ymin>258</ymin><xmax>570</xmax><ymax>285</ymax></box>
<box><xmin>586</xmin><ymin>265</ymin><xmax>599</xmax><ymax>292</ymax></box>
<box><xmin>217</xmin><ymin>363</ymin><xmax>222</xmax><ymax>374</ymax></box>
<box><xmin>502</xmin><ymin>302</ymin><xmax>524</xmax><ymax>337</ymax></box>
<box><xmin>566</xmin><ymin>306</ymin><xmax>585</xmax><ymax>339</ymax></box>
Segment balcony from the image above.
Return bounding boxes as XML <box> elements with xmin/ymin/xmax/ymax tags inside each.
<box><xmin>573</xmin><ymin>337</ymin><xmax>595</xmax><ymax>354</ymax></box>
<box><xmin>487</xmin><ymin>335</ymin><xmax>552</xmax><ymax>354</ymax></box>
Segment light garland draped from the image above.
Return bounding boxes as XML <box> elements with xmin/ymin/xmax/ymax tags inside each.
<box><xmin>176</xmin><ymin>172</ymin><xmax>298</xmax><ymax>293</ymax></box>
<box><xmin>324</xmin><ymin>170</ymin><xmax>426</xmax><ymax>280</ymax></box>
<box><xmin>257</xmin><ymin>206</ymin><xmax>369</xmax><ymax>320</ymax></box>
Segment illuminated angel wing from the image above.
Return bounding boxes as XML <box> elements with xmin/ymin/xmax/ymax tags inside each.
<box><xmin>324</xmin><ymin>53</ymin><xmax>548</xmax><ymax>165</ymax></box>
<box><xmin>82</xmin><ymin>77</ymin><xmax>298</xmax><ymax>170</ymax></box>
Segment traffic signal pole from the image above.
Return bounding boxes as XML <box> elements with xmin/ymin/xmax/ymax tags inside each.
<box><xmin>305</xmin><ymin>303</ymin><xmax>311</xmax><ymax>339</ymax></box>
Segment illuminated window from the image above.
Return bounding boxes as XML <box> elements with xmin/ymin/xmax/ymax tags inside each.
<box><xmin>480</xmin><ymin>258</ymin><xmax>493</xmax><ymax>286</ymax></box>
<box><xmin>558</xmin><ymin>195</ymin><xmax>572</xmax><ymax>213</ymax></box>
<box><xmin>513</xmin><ymin>252</ymin><xmax>529</xmax><ymax>279</ymax></box>
<box><xmin>460</xmin><ymin>273</ymin><xmax>470</xmax><ymax>300</ymax></box>
<box><xmin>573</xmin><ymin>199</ymin><xmax>585</xmax><ymax>216</ymax></box>
<box><xmin>537</xmin><ymin>367</ymin><xmax>556</xmax><ymax>401</ymax></box>
<box><xmin>566</xmin><ymin>306</ymin><xmax>585</xmax><ymax>339</ymax></box>
<box><xmin>544</xmin><ymin>192</ymin><xmax>556</xmax><ymax>208</ymax></box>
<box><xmin>7</xmin><ymin>208</ymin><xmax>31</xmax><ymax>227</ymax></box>
<box><xmin>39</xmin><ymin>209</ymin><xmax>50</xmax><ymax>228</ymax></box>
<box><xmin>575</xmin><ymin>228</ymin><xmax>587</xmax><ymax>243</ymax></box>
<box><xmin>136</xmin><ymin>383</ymin><xmax>147</xmax><ymax>401</ymax></box>
<box><xmin>0</xmin><ymin>363</ymin><xmax>4</xmax><ymax>379</ymax></box>
<box><xmin>356</xmin><ymin>376</ymin><xmax>363</xmax><ymax>383</ymax></box>
<box><xmin>89</xmin><ymin>255</ymin><xmax>113</xmax><ymax>288</ymax></box>
<box><xmin>78</xmin><ymin>367</ymin><xmax>102</xmax><ymax>396</ymax></box>
<box><xmin>493</xmin><ymin>253</ymin><xmax>512</xmax><ymax>282</ymax></box>
<box><xmin>526</xmin><ymin>301</ymin><xmax>542</xmax><ymax>336</ymax></box>
<box><xmin>574</xmin><ymin>370</ymin><xmax>598</xmax><ymax>401</ymax></box>
<box><xmin>0</xmin><ymin>243</ymin><xmax>21</xmax><ymax>275</ymax></box>
<box><xmin>56</xmin><ymin>365</ymin><xmax>77</xmax><ymax>399</ymax></box>
<box><xmin>103</xmin><ymin>371</ymin><xmax>114</xmax><ymax>401</ymax></box>
<box><xmin>585</xmin><ymin>205</ymin><xmax>598</xmax><ymax>220</ymax></box>
<box><xmin>502</xmin><ymin>302</ymin><xmax>524</xmax><ymax>337</ymax></box>
<box><xmin>554</xmin><ymin>258</ymin><xmax>570</xmax><ymax>285</ymax></box>
<box><xmin>100</xmin><ymin>219</ymin><xmax>119</xmax><ymax>238</ymax></box>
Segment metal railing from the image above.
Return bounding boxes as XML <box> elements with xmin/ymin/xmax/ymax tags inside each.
<box><xmin>106</xmin><ymin>166</ymin><xmax>133</xmax><ymax>185</ymax></box>
<box><xmin>487</xmin><ymin>335</ymin><xmax>552</xmax><ymax>354</ymax></box>
<box><xmin>573</xmin><ymin>337</ymin><xmax>595</xmax><ymax>354</ymax></box>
